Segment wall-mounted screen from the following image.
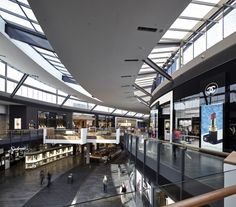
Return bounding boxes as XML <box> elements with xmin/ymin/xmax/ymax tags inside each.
<box><xmin>201</xmin><ymin>103</ymin><xmax>223</xmax><ymax>152</ymax></box>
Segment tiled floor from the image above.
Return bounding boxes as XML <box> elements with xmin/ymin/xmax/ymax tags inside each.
<box><xmin>0</xmin><ymin>152</ymin><xmax>134</xmax><ymax>207</ymax></box>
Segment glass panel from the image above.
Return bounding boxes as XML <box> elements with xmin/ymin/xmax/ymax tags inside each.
<box><xmin>0</xmin><ymin>11</ymin><xmax>34</xmax><ymax>30</ymax></box>
<box><xmin>183</xmin><ymin>43</ymin><xmax>193</xmax><ymax>65</ymax></box>
<box><xmin>32</xmin><ymin>23</ymin><xmax>44</xmax><ymax>34</ymax></box>
<box><xmin>25</xmin><ymin>76</ymin><xmax>56</xmax><ymax>93</ymax></box>
<box><xmin>170</xmin><ymin>18</ymin><xmax>199</xmax><ymax>30</ymax></box>
<box><xmin>135</xmin><ymin>113</ymin><xmax>143</xmax><ymax>118</ymax></box>
<box><xmin>58</xmin><ymin>90</ymin><xmax>68</xmax><ymax>96</ymax></box>
<box><xmin>18</xmin><ymin>0</ymin><xmax>30</xmax><ymax>5</ymax></box>
<box><xmin>64</xmin><ymin>98</ymin><xmax>95</xmax><ymax>110</ymax></box>
<box><xmin>21</xmin><ymin>6</ymin><xmax>37</xmax><ymax>21</ymax></box>
<box><xmin>162</xmin><ymin>30</ymin><xmax>189</xmax><ymax>40</ymax></box>
<box><xmin>148</xmin><ymin>53</ymin><xmax>171</xmax><ymax>59</ymax></box>
<box><xmin>113</xmin><ymin>109</ymin><xmax>128</xmax><ymax>115</ymax></box>
<box><xmin>33</xmin><ymin>46</ymin><xmax>56</xmax><ymax>56</ymax></box>
<box><xmin>0</xmin><ymin>0</ymin><xmax>25</xmax><ymax>16</ymax></box>
<box><xmin>194</xmin><ymin>31</ymin><xmax>206</xmax><ymax>57</ymax></box>
<box><xmin>7</xmin><ymin>65</ymin><xmax>23</xmax><ymax>81</ymax></box>
<box><xmin>7</xmin><ymin>80</ymin><xmax>17</xmax><ymax>93</ymax></box>
<box><xmin>0</xmin><ymin>78</ymin><xmax>5</xmax><ymax>92</ymax></box>
<box><xmin>57</xmin><ymin>96</ymin><xmax>65</xmax><ymax>105</ymax></box>
<box><xmin>180</xmin><ymin>3</ymin><xmax>214</xmax><ymax>19</ymax></box>
<box><xmin>139</xmin><ymin>68</ymin><xmax>156</xmax><ymax>73</ymax></box>
<box><xmin>224</xmin><ymin>7</ymin><xmax>236</xmax><ymax>38</ymax></box>
<box><xmin>126</xmin><ymin>112</ymin><xmax>136</xmax><ymax>117</ymax></box>
<box><xmin>151</xmin><ymin>46</ymin><xmax>178</xmax><ymax>53</ymax></box>
<box><xmin>207</xmin><ymin>18</ymin><xmax>223</xmax><ymax>49</ymax></box>
<box><xmin>197</xmin><ymin>0</ymin><xmax>221</xmax><ymax>3</ymax></box>
<box><xmin>0</xmin><ymin>61</ymin><xmax>5</xmax><ymax>76</ymax></box>
<box><xmin>93</xmin><ymin>105</ymin><xmax>115</xmax><ymax>113</ymax></box>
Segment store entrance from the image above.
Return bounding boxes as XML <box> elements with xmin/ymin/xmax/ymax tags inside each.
<box><xmin>158</xmin><ymin>115</ymin><xmax>170</xmax><ymax>140</ymax></box>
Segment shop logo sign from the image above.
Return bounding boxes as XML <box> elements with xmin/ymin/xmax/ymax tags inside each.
<box><xmin>205</xmin><ymin>82</ymin><xmax>218</xmax><ymax>96</ymax></box>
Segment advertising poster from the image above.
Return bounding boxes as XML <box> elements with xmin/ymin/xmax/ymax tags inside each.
<box><xmin>201</xmin><ymin>103</ymin><xmax>223</xmax><ymax>152</ymax></box>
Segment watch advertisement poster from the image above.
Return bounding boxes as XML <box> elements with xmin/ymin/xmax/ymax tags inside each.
<box><xmin>201</xmin><ymin>103</ymin><xmax>223</xmax><ymax>152</ymax></box>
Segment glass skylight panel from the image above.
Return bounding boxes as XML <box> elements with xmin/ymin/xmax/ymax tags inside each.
<box><xmin>170</xmin><ymin>18</ymin><xmax>199</xmax><ymax>30</ymax></box>
<box><xmin>142</xmin><ymin>96</ymin><xmax>151</xmax><ymax>102</ymax></box>
<box><xmin>134</xmin><ymin>91</ymin><xmax>146</xmax><ymax>96</ymax></box>
<box><xmin>139</xmin><ymin>68</ymin><xmax>156</xmax><ymax>73</ymax></box>
<box><xmin>0</xmin><ymin>0</ymin><xmax>25</xmax><ymax>16</ymax></box>
<box><xmin>32</xmin><ymin>23</ymin><xmax>44</xmax><ymax>34</ymax></box>
<box><xmin>135</xmin><ymin>113</ymin><xmax>143</xmax><ymax>118</ymax></box>
<box><xmin>195</xmin><ymin>0</ymin><xmax>220</xmax><ymax>4</ymax></box>
<box><xmin>42</xmin><ymin>54</ymin><xmax>60</xmax><ymax>62</ymax></box>
<box><xmin>151</xmin><ymin>46</ymin><xmax>178</xmax><ymax>53</ymax></box>
<box><xmin>126</xmin><ymin>112</ymin><xmax>136</xmax><ymax>117</ymax></box>
<box><xmin>33</xmin><ymin>46</ymin><xmax>55</xmax><ymax>56</ymax></box>
<box><xmin>18</xmin><ymin>0</ymin><xmax>30</xmax><ymax>5</ymax></box>
<box><xmin>136</xmin><ymin>76</ymin><xmax>156</xmax><ymax>81</ymax></box>
<box><xmin>93</xmin><ymin>105</ymin><xmax>115</xmax><ymax>113</ymax></box>
<box><xmin>21</xmin><ymin>6</ymin><xmax>37</xmax><ymax>22</ymax></box>
<box><xmin>148</xmin><ymin>53</ymin><xmax>171</xmax><ymax>59</ymax></box>
<box><xmin>51</xmin><ymin>62</ymin><xmax>65</xmax><ymax>68</ymax></box>
<box><xmin>0</xmin><ymin>11</ymin><xmax>34</xmax><ymax>30</ymax></box>
<box><xmin>113</xmin><ymin>109</ymin><xmax>128</xmax><ymax>115</ymax></box>
<box><xmin>180</xmin><ymin>3</ymin><xmax>214</xmax><ymax>19</ymax></box>
<box><xmin>162</xmin><ymin>30</ymin><xmax>189</xmax><ymax>40</ymax></box>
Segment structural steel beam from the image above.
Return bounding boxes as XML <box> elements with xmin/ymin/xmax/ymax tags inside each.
<box><xmin>59</xmin><ymin>95</ymin><xmax>71</xmax><ymax>107</ymax></box>
<box><xmin>143</xmin><ymin>58</ymin><xmax>173</xmax><ymax>81</ymax></box>
<box><xmin>133</xmin><ymin>83</ymin><xmax>152</xmax><ymax>97</ymax></box>
<box><xmin>10</xmin><ymin>73</ymin><xmax>29</xmax><ymax>98</ymax></box>
<box><xmin>135</xmin><ymin>96</ymin><xmax>150</xmax><ymax>107</ymax></box>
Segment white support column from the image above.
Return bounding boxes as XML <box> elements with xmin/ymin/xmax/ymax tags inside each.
<box><xmin>85</xmin><ymin>143</ymin><xmax>90</xmax><ymax>164</ymax></box>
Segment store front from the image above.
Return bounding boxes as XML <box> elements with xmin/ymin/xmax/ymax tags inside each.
<box><xmin>151</xmin><ymin>58</ymin><xmax>236</xmax><ymax>153</ymax></box>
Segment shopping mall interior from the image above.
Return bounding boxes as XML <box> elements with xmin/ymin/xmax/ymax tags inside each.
<box><xmin>1</xmin><ymin>0</ymin><xmax>236</xmax><ymax>206</ymax></box>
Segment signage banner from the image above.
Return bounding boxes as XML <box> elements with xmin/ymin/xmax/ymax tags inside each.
<box><xmin>201</xmin><ymin>103</ymin><xmax>223</xmax><ymax>152</ymax></box>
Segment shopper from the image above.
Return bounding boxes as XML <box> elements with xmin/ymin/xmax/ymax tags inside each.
<box><xmin>172</xmin><ymin>128</ymin><xmax>182</xmax><ymax>158</ymax></box>
<box><xmin>39</xmin><ymin>170</ymin><xmax>45</xmax><ymax>185</ymax></box>
<box><xmin>118</xmin><ymin>164</ymin><xmax>121</xmax><ymax>178</ymax></box>
<box><xmin>120</xmin><ymin>182</ymin><xmax>127</xmax><ymax>194</ymax></box>
<box><xmin>47</xmin><ymin>172</ymin><xmax>52</xmax><ymax>187</ymax></box>
<box><xmin>103</xmin><ymin>175</ymin><xmax>108</xmax><ymax>193</ymax></box>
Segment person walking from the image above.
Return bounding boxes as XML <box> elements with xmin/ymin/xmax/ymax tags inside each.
<box><xmin>39</xmin><ymin>170</ymin><xmax>45</xmax><ymax>185</ymax></box>
<box><xmin>103</xmin><ymin>175</ymin><xmax>108</xmax><ymax>193</ymax></box>
<box><xmin>47</xmin><ymin>172</ymin><xmax>52</xmax><ymax>187</ymax></box>
<box><xmin>118</xmin><ymin>164</ymin><xmax>121</xmax><ymax>178</ymax></box>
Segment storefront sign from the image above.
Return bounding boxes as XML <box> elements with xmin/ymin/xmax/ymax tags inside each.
<box><xmin>205</xmin><ymin>82</ymin><xmax>218</xmax><ymax>96</ymax></box>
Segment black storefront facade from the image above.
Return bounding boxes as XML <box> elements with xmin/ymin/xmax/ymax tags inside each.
<box><xmin>150</xmin><ymin>57</ymin><xmax>236</xmax><ymax>153</ymax></box>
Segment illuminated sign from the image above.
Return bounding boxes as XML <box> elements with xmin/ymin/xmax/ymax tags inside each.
<box><xmin>205</xmin><ymin>82</ymin><xmax>218</xmax><ymax>96</ymax></box>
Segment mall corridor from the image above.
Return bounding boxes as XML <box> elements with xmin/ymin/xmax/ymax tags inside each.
<box><xmin>0</xmin><ymin>152</ymin><xmax>134</xmax><ymax>207</ymax></box>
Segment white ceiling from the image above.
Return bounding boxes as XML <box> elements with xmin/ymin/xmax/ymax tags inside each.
<box><xmin>28</xmin><ymin>0</ymin><xmax>191</xmax><ymax>113</ymax></box>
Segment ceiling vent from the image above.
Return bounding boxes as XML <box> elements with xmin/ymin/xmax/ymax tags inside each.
<box><xmin>120</xmin><ymin>75</ymin><xmax>132</xmax><ymax>78</ymax></box>
<box><xmin>121</xmin><ymin>84</ymin><xmax>131</xmax><ymax>88</ymax></box>
<box><xmin>124</xmin><ymin>59</ymin><xmax>139</xmax><ymax>62</ymax></box>
<box><xmin>137</xmin><ymin>26</ymin><xmax>157</xmax><ymax>32</ymax></box>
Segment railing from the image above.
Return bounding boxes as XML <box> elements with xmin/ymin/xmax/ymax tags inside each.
<box><xmin>0</xmin><ymin>129</ymin><xmax>43</xmax><ymax>147</ymax></box>
<box><xmin>161</xmin><ymin>169</ymin><xmax>236</xmax><ymax>207</ymax></box>
<box><xmin>163</xmin><ymin>184</ymin><xmax>236</xmax><ymax>207</ymax></box>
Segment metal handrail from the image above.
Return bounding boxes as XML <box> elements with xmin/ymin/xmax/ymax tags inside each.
<box><xmin>163</xmin><ymin>184</ymin><xmax>236</xmax><ymax>207</ymax></box>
